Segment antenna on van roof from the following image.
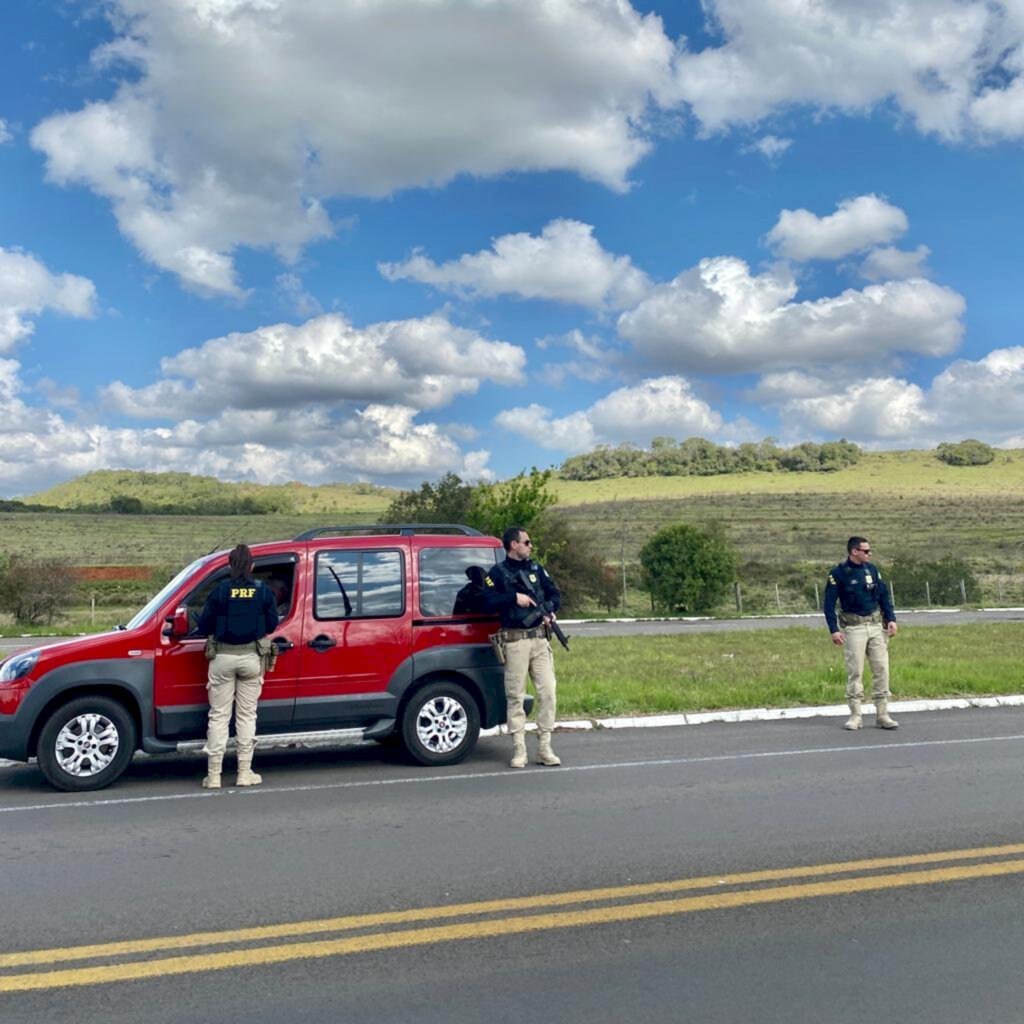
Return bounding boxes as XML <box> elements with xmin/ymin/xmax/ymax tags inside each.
<box><xmin>206</xmin><ymin>520</ymin><xmax>252</xmax><ymax>555</ymax></box>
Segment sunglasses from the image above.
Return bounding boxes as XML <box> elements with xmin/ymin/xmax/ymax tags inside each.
<box><xmin>519</xmin><ymin>539</ymin><xmax>532</xmax><ymax>546</ymax></box>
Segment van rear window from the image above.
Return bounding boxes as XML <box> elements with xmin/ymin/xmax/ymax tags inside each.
<box><xmin>418</xmin><ymin>546</ymin><xmax>499</xmax><ymax>617</ymax></box>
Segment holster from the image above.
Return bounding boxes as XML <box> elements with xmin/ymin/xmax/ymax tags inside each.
<box><xmin>488</xmin><ymin>631</ymin><xmax>507</xmax><ymax>665</ymax></box>
<box><xmin>204</xmin><ymin>636</ymin><xmax>218</xmax><ymax>661</ymax></box>
<box><xmin>256</xmin><ymin>636</ymin><xmax>278</xmax><ymax>674</ymax></box>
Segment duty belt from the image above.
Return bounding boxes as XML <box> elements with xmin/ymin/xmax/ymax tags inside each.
<box><xmin>839</xmin><ymin>610</ymin><xmax>882</xmax><ymax>627</ymax></box>
<box><xmin>501</xmin><ymin>627</ymin><xmax>547</xmax><ymax>641</ymax></box>
<box><xmin>215</xmin><ymin>641</ymin><xmax>259</xmax><ymax>651</ymax></box>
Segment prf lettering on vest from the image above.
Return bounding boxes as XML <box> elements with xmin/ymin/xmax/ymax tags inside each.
<box><xmin>230</xmin><ymin>587</ymin><xmax>256</xmax><ymax>598</ymax></box>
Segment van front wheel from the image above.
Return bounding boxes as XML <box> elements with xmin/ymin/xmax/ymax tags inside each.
<box><xmin>400</xmin><ymin>682</ymin><xmax>480</xmax><ymax>767</ymax></box>
<box><xmin>37</xmin><ymin>697</ymin><xmax>136</xmax><ymax>792</ymax></box>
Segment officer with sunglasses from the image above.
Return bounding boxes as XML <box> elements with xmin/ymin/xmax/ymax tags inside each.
<box><xmin>482</xmin><ymin>525</ymin><xmax>562</xmax><ymax>769</ymax></box>
<box><xmin>824</xmin><ymin>536</ymin><xmax>899</xmax><ymax>731</ymax></box>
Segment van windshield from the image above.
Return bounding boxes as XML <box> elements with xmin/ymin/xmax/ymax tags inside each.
<box><xmin>125</xmin><ymin>555</ymin><xmax>217</xmax><ymax>630</ymax></box>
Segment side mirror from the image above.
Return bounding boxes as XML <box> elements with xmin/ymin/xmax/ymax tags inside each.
<box><xmin>162</xmin><ymin>606</ymin><xmax>191</xmax><ymax>639</ymax></box>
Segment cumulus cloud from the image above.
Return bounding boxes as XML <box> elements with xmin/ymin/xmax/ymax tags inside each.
<box><xmin>494</xmin><ymin>376</ymin><xmax>726</xmax><ymax>452</ymax></box>
<box><xmin>102</xmin><ymin>312</ymin><xmax>525</xmax><ymax>417</ymax></box>
<box><xmin>0</xmin><ymin>119</ymin><xmax>11</xmax><ymax>144</ymax></box>
<box><xmin>380</xmin><ymin>220</ymin><xmax>652</xmax><ymax>311</ymax></box>
<box><xmin>754</xmin><ymin>346</ymin><xmax>1024</xmax><ymax>444</ymax></box>
<box><xmin>766</xmin><ymin>195</ymin><xmax>908</xmax><ymax>261</ymax></box>
<box><xmin>859</xmin><ymin>244</ymin><xmax>931</xmax><ymax>281</ymax></box>
<box><xmin>0</xmin><ymin>359</ymin><xmax>493</xmax><ymax>496</ymax></box>
<box><xmin>536</xmin><ymin>329</ymin><xmax>617</xmax><ymax>385</ymax></box>
<box><xmin>31</xmin><ymin>0</ymin><xmax>679</xmax><ymax>295</ymax></box>
<box><xmin>616</xmin><ymin>255</ymin><xmax>964</xmax><ymax>374</ymax></box>
<box><xmin>0</xmin><ymin>246</ymin><xmax>98</xmax><ymax>351</ymax></box>
<box><xmin>673</xmin><ymin>0</ymin><xmax>1024</xmax><ymax>140</ymax></box>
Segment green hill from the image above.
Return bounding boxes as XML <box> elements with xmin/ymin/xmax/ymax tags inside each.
<box><xmin>27</xmin><ymin>470</ymin><xmax>397</xmax><ymax>516</ymax></box>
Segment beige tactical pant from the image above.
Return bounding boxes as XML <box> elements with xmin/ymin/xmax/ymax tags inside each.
<box><xmin>504</xmin><ymin>636</ymin><xmax>557</xmax><ymax>736</ymax></box>
<box><xmin>203</xmin><ymin>647</ymin><xmax>263</xmax><ymax>758</ymax></box>
<box><xmin>842</xmin><ymin>621</ymin><xmax>890</xmax><ymax>701</ymax></box>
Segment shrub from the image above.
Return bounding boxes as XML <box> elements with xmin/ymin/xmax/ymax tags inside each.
<box><xmin>0</xmin><ymin>553</ymin><xmax>78</xmax><ymax>625</ymax></box>
<box><xmin>639</xmin><ymin>523</ymin><xmax>738</xmax><ymax>613</ymax></box>
<box><xmin>936</xmin><ymin>439</ymin><xmax>995</xmax><ymax>466</ymax></box>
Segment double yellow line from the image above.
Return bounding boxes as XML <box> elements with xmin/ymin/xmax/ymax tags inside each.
<box><xmin>5</xmin><ymin>842</ymin><xmax>1024</xmax><ymax>993</ymax></box>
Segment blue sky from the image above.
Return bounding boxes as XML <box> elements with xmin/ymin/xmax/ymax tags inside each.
<box><xmin>1</xmin><ymin>0</ymin><xmax>1023</xmax><ymax>496</ymax></box>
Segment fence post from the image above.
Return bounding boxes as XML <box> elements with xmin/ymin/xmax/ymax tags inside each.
<box><xmin>734</xmin><ymin>581</ymin><xmax>743</xmax><ymax>615</ymax></box>
<box><xmin>960</xmin><ymin>578</ymin><xmax>967</xmax><ymax>604</ymax></box>
<box><xmin>774</xmin><ymin>583</ymin><xmax>781</xmax><ymax>611</ymax></box>
<box><xmin>620</xmin><ymin>537</ymin><xmax>627</xmax><ymax>614</ymax></box>
<box><xmin>925</xmin><ymin>581</ymin><xmax>931</xmax><ymax>606</ymax></box>
<box><xmin>998</xmin><ymin>579</ymin><xmax>1003</xmax><ymax>603</ymax></box>
<box><xmin>889</xmin><ymin>581</ymin><xmax>895</xmax><ymax>608</ymax></box>
<box><xmin>90</xmin><ymin>593</ymin><xmax>96</xmax><ymax>625</ymax></box>
<box><xmin>814</xmin><ymin>582</ymin><xmax>820</xmax><ymax>610</ymax></box>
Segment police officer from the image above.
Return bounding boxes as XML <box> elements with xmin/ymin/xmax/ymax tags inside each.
<box><xmin>824</xmin><ymin>536</ymin><xmax>898</xmax><ymax>731</ymax></box>
<box><xmin>195</xmin><ymin>544</ymin><xmax>278</xmax><ymax>788</ymax></box>
<box><xmin>482</xmin><ymin>526</ymin><xmax>562</xmax><ymax>768</ymax></box>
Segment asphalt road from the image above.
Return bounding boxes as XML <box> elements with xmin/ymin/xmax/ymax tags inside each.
<box><xmin>3</xmin><ymin>606</ymin><xmax>1023</xmax><ymax>654</ymax></box>
<box><xmin>3</xmin><ymin>709</ymin><xmax>1024</xmax><ymax>1022</ymax></box>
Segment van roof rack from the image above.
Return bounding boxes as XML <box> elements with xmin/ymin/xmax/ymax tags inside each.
<box><xmin>293</xmin><ymin>524</ymin><xmax>484</xmax><ymax>541</ymax></box>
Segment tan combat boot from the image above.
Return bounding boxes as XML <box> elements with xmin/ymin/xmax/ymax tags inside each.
<box><xmin>875</xmin><ymin>698</ymin><xmax>899</xmax><ymax>730</ymax></box>
<box><xmin>235</xmin><ymin>747</ymin><xmax>262</xmax><ymax>786</ymax></box>
<box><xmin>844</xmin><ymin>699</ymin><xmax>863</xmax><ymax>731</ymax></box>
<box><xmin>536</xmin><ymin>732</ymin><xmax>561</xmax><ymax>767</ymax></box>
<box><xmin>510</xmin><ymin>733</ymin><xmax>528</xmax><ymax>769</ymax></box>
<box><xmin>202</xmin><ymin>753</ymin><xmax>223</xmax><ymax>789</ymax></box>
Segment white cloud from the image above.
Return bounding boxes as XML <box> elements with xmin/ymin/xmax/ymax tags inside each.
<box><xmin>31</xmin><ymin>0</ymin><xmax>679</xmax><ymax>296</ymax></box>
<box><xmin>380</xmin><ymin>220</ymin><xmax>652</xmax><ymax>311</ymax></box>
<box><xmin>755</xmin><ymin>346</ymin><xmax>1024</xmax><ymax>444</ymax></box>
<box><xmin>0</xmin><ymin>246</ymin><xmax>98</xmax><ymax>351</ymax></box>
<box><xmin>673</xmin><ymin>0</ymin><xmax>1024</xmax><ymax>140</ymax></box>
<box><xmin>275</xmin><ymin>273</ymin><xmax>322</xmax><ymax>319</ymax></box>
<box><xmin>0</xmin><ymin>358</ymin><xmax>493</xmax><ymax>496</ymax></box>
<box><xmin>0</xmin><ymin>119</ymin><xmax>11</xmax><ymax>144</ymax></box>
<box><xmin>766</xmin><ymin>195</ymin><xmax>908</xmax><ymax>261</ymax></box>
<box><xmin>858</xmin><ymin>244</ymin><xmax>931</xmax><ymax>281</ymax></box>
<box><xmin>745</xmin><ymin>134</ymin><xmax>792</xmax><ymax>160</ymax></box>
<box><xmin>536</xmin><ymin>329</ymin><xmax>617</xmax><ymax>385</ymax></box>
<box><xmin>102</xmin><ymin>312</ymin><xmax>526</xmax><ymax>417</ymax></box>
<box><xmin>616</xmin><ymin>255</ymin><xmax>964</xmax><ymax>373</ymax></box>
<box><xmin>495</xmin><ymin>376</ymin><xmax>726</xmax><ymax>453</ymax></box>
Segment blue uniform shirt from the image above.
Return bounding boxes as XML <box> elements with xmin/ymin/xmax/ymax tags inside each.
<box><xmin>823</xmin><ymin>559</ymin><xmax>896</xmax><ymax>634</ymax></box>
<box><xmin>195</xmin><ymin>576</ymin><xmax>278</xmax><ymax>644</ymax></box>
<box><xmin>482</xmin><ymin>556</ymin><xmax>561</xmax><ymax>630</ymax></box>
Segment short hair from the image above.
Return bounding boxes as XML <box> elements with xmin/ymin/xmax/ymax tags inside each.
<box><xmin>228</xmin><ymin>543</ymin><xmax>254</xmax><ymax>580</ymax></box>
<box><xmin>502</xmin><ymin>525</ymin><xmax>526</xmax><ymax>551</ymax></box>
<box><xmin>847</xmin><ymin>536</ymin><xmax>869</xmax><ymax>554</ymax></box>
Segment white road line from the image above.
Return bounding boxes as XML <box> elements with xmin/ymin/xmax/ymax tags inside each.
<box><xmin>3</xmin><ymin>732</ymin><xmax>1024</xmax><ymax>816</ymax></box>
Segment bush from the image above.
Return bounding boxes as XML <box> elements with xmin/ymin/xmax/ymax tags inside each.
<box><xmin>467</xmin><ymin>469</ymin><xmax>556</xmax><ymax>540</ymax></box>
<box><xmin>0</xmin><ymin>553</ymin><xmax>78</xmax><ymax>625</ymax></box>
<box><xmin>885</xmin><ymin>554</ymin><xmax>979</xmax><ymax>606</ymax></box>
<box><xmin>936</xmin><ymin>439</ymin><xmax>995</xmax><ymax>466</ymax></box>
<box><xmin>639</xmin><ymin>523</ymin><xmax>738</xmax><ymax>613</ymax></box>
<box><xmin>381</xmin><ymin>472</ymin><xmax>475</xmax><ymax>524</ymax></box>
<box><xmin>530</xmin><ymin>512</ymin><xmax>621</xmax><ymax>614</ymax></box>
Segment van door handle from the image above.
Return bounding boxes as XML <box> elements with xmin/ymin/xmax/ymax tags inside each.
<box><xmin>307</xmin><ymin>634</ymin><xmax>337</xmax><ymax>652</ymax></box>
<box><xmin>272</xmin><ymin>637</ymin><xmax>295</xmax><ymax>652</ymax></box>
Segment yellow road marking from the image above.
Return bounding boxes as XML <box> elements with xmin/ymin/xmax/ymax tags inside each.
<box><xmin>3</xmin><ymin>856</ymin><xmax>1024</xmax><ymax>992</ymax></box>
<box><xmin>4</xmin><ymin>841</ymin><xmax>1024</xmax><ymax>970</ymax></box>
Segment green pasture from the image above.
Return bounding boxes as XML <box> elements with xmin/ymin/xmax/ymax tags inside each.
<box><xmin>552</xmin><ymin>624</ymin><xmax>1024</xmax><ymax>718</ymax></box>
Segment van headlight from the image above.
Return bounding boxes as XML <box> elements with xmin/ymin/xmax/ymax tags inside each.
<box><xmin>0</xmin><ymin>650</ymin><xmax>39</xmax><ymax>683</ymax></box>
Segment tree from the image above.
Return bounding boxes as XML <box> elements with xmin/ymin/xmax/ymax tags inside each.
<box><xmin>639</xmin><ymin>523</ymin><xmax>738</xmax><ymax>613</ymax></box>
<box><xmin>380</xmin><ymin>472</ymin><xmax>475</xmax><ymax>525</ymax></box>
<box><xmin>467</xmin><ymin>469</ymin><xmax>556</xmax><ymax>541</ymax></box>
<box><xmin>936</xmin><ymin>439</ymin><xmax>995</xmax><ymax>466</ymax></box>
<box><xmin>530</xmin><ymin>512</ymin><xmax>620</xmax><ymax>614</ymax></box>
<box><xmin>109</xmin><ymin>494</ymin><xmax>144</xmax><ymax>514</ymax></box>
<box><xmin>0</xmin><ymin>553</ymin><xmax>78</xmax><ymax>626</ymax></box>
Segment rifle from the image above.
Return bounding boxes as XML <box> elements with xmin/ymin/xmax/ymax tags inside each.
<box><xmin>516</xmin><ymin>569</ymin><xmax>570</xmax><ymax>652</ymax></box>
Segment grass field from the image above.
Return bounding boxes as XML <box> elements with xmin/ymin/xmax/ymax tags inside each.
<box><xmin>552</xmin><ymin>624</ymin><xmax>1024</xmax><ymax>717</ymax></box>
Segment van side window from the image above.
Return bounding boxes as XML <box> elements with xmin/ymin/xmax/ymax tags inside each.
<box><xmin>315</xmin><ymin>550</ymin><xmax>404</xmax><ymax>620</ymax></box>
<box><xmin>418</xmin><ymin>546</ymin><xmax>499</xmax><ymax>617</ymax></box>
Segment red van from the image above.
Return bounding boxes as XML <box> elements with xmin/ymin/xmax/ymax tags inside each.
<box><xmin>0</xmin><ymin>525</ymin><xmax>522</xmax><ymax>792</ymax></box>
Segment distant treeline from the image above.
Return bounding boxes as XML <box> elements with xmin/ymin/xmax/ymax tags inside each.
<box><xmin>0</xmin><ymin>494</ymin><xmax>294</xmax><ymax>516</ymax></box>
<box><xmin>559</xmin><ymin>437</ymin><xmax>863</xmax><ymax>480</ymax></box>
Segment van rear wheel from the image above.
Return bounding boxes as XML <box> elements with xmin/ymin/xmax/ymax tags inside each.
<box><xmin>400</xmin><ymin>681</ymin><xmax>480</xmax><ymax>767</ymax></box>
<box><xmin>37</xmin><ymin>697</ymin><xmax>136</xmax><ymax>792</ymax></box>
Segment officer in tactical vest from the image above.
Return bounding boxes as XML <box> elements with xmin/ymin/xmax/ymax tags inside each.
<box><xmin>195</xmin><ymin>543</ymin><xmax>279</xmax><ymax>788</ymax></box>
<box><xmin>482</xmin><ymin>525</ymin><xmax>562</xmax><ymax>768</ymax></box>
<box><xmin>824</xmin><ymin>536</ymin><xmax>898</xmax><ymax>731</ymax></box>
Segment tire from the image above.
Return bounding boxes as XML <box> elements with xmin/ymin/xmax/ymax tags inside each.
<box><xmin>37</xmin><ymin>696</ymin><xmax>137</xmax><ymax>792</ymax></box>
<box><xmin>400</xmin><ymin>681</ymin><xmax>480</xmax><ymax>767</ymax></box>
